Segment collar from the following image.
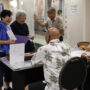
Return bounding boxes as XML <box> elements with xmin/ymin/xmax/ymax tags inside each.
<box><xmin>16</xmin><ymin>21</ymin><xmax>24</xmax><ymax>26</ymax></box>
<box><xmin>49</xmin><ymin>39</ymin><xmax>60</xmax><ymax>44</ymax></box>
<box><xmin>50</xmin><ymin>17</ymin><xmax>57</xmax><ymax>22</ymax></box>
<box><xmin>0</xmin><ymin>21</ymin><xmax>7</xmax><ymax>29</ymax></box>
<box><xmin>54</xmin><ymin>17</ymin><xmax>56</xmax><ymax>21</ymax></box>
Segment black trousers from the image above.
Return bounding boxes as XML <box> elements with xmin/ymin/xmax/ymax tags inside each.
<box><xmin>29</xmin><ymin>81</ymin><xmax>46</xmax><ymax>90</ymax></box>
<box><xmin>84</xmin><ymin>66</ymin><xmax>90</xmax><ymax>90</ymax></box>
<box><xmin>0</xmin><ymin>52</ymin><xmax>12</xmax><ymax>87</ymax></box>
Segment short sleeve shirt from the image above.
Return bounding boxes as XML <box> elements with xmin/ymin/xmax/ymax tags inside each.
<box><xmin>45</xmin><ymin>16</ymin><xmax>63</xmax><ymax>30</ymax></box>
<box><xmin>31</xmin><ymin>39</ymin><xmax>71</xmax><ymax>90</ymax></box>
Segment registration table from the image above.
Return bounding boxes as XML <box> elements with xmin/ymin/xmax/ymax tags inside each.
<box><xmin>0</xmin><ymin>57</ymin><xmax>44</xmax><ymax>90</ymax></box>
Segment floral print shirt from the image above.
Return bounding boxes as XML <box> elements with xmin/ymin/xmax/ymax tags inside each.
<box><xmin>31</xmin><ymin>39</ymin><xmax>71</xmax><ymax>90</ymax></box>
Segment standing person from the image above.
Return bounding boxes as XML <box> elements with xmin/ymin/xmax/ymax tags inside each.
<box><xmin>34</xmin><ymin>7</ymin><xmax>64</xmax><ymax>41</ymax></box>
<box><xmin>0</xmin><ymin>10</ymin><xmax>15</xmax><ymax>90</ymax></box>
<box><xmin>10</xmin><ymin>10</ymin><xmax>35</xmax><ymax>52</ymax></box>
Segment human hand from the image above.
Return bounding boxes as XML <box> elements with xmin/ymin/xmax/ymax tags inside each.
<box><xmin>34</xmin><ymin>14</ymin><xmax>38</xmax><ymax>22</ymax></box>
<box><xmin>80</xmin><ymin>46</ymin><xmax>86</xmax><ymax>50</ymax></box>
<box><xmin>6</xmin><ymin>53</ymin><xmax>10</xmax><ymax>61</ymax></box>
<box><xmin>81</xmin><ymin>53</ymin><xmax>88</xmax><ymax>60</ymax></box>
<box><xmin>28</xmin><ymin>35</ymin><xmax>34</xmax><ymax>40</ymax></box>
<box><xmin>30</xmin><ymin>36</ymin><xmax>34</xmax><ymax>40</ymax></box>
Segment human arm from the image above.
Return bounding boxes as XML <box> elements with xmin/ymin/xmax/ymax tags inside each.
<box><xmin>81</xmin><ymin>53</ymin><xmax>88</xmax><ymax>64</ymax></box>
<box><xmin>0</xmin><ymin>40</ymin><xmax>15</xmax><ymax>44</ymax></box>
<box><xmin>34</xmin><ymin>14</ymin><xmax>45</xmax><ymax>28</ymax></box>
<box><xmin>30</xmin><ymin>36</ymin><xmax>34</xmax><ymax>40</ymax></box>
<box><xmin>81</xmin><ymin>53</ymin><xmax>88</xmax><ymax>60</ymax></box>
<box><xmin>31</xmin><ymin>47</ymin><xmax>45</xmax><ymax>65</ymax></box>
<box><xmin>85</xmin><ymin>47</ymin><xmax>90</xmax><ymax>51</ymax></box>
<box><xmin>28</xmin><ymin>35</ymin><xmax>34</xmax><ymax>40</ymax></box>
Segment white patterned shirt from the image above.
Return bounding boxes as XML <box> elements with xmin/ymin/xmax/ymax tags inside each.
<box><xmin>31</xmin><ymin>39</ymin><xmax>71</xmax><ymax>90</ymax></box>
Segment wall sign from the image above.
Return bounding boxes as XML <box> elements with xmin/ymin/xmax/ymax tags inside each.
<box><xmin>71</xmin><ymin>5</ymin><xmax>79</xmax><ymax>15</ymax></box>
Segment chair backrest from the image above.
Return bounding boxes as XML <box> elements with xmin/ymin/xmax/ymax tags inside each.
<box><xmin>77</xmin><ymin>42</ymin><xmax>89</xmax><ymax>47</ymax></box>
<box><xmin>59</xmin><ymin>57</ymin><xmax>87</xmax><ymax>90</ymax></box>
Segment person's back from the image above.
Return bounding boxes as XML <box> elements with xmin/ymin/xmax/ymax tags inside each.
<box><xmin>42</xmin><ymin>41</ymin><xmax>70</xmax><ymax>90</ymax></box>
<box><xmin>31</xmin><ymin>28</ymin><xmax>70</xmax><ymax>90</ymax></box>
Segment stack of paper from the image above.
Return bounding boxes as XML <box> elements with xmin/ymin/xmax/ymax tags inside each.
<box><xmin>10</xmin><ymin>43</ymin><xmax>25</xmax><ymax>65</ymax></box>
<box><xmin>10</xmin><ymin>61</ymin><xmax>32</xmax><ymax>70</ymax></box>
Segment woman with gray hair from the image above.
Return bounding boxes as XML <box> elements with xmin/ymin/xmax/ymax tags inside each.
<box><xmin>11</xmin><ymin>10</ymin><xmax>28</xmax><ymax>35</ymax></box>
<box><xmin>16</xmin><ymin>10</ymin><xmax>26</xmax><ymax>19</ymax></box>
<box><xmin>11</xmin><ymin>10</ymin><xmax>35</xmax><ymax>52</ymax></box>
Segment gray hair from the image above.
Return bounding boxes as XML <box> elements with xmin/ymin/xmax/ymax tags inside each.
<box><xmin>47</xmin><ymin>7</ymin><xmax>56</xmax><ymax>14</ymax></box>
<box><xmin>16</xmin><ymin>10</ymin><xmax>26</xmax><ymax>19</ymax></box>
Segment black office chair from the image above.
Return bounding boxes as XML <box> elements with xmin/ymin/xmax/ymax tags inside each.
<box><xmin>29</xmin><ymin>81</ymin><xmax>46</xmax><ymax>90</ymax></box>
<box><xmin>59</xmin><ymin>57</ymin><xmax>87</xmax><ymax>90</ymax></box>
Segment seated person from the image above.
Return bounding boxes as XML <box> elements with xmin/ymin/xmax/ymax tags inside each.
<box><xmin>77</xmin><ymin>42</ymin><xmax>90</xmax><ymax>51</ymax></box>
<box><xmin>30</xmin><ymin>28</ymin><xmax>71</xmax><ymax>90</ymax></box>
<box><xmin>80</xmin><ymin>46</ymin><xmax>90</xmax><ymax>51</ymax></box>
<box><xmin>10</xmin><ymin>10</ymin><xmax>35</xmax><ymax>52</ymax></box>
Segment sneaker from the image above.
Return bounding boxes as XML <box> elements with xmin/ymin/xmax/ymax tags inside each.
<box><xmin>4</xmin><ymin>87</ymin><xmax>12</xmax><ymax>90</ymax></box>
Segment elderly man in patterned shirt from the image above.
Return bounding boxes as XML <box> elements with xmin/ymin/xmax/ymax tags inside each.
<box><xmin>31</xmin><ymin>27</ymin><xmax>71</xmax><ymax>90</ymax></box>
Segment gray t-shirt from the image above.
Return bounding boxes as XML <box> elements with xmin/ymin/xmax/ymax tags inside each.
<box><xmin>45</xmin><ymin>16</ymin><xmax>63</xmax><ymax>30</ymax></box>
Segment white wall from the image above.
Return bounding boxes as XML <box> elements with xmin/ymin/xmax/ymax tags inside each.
<box><xmin>0</xmin><ymin>0</ymin><xmax>35</xmax><ymax>35</ymax></box>
<box><xmin>85</xmin><ymin>0</ymin><xmax>90</xmax><ymax>41</ymax></box>
<box><xmin>18</xmin><ymin>0</ymin><xmax>35</xmax><ymax>35</ymax></box>
<box><xmin>0</xmin><ymin>0</ymin><xmax>9</xmax><ymax>9</ymax></box>
<box><xmin>64</xmin><ymin>0</ymin><xmax>84</xmax><ymax>46</ymax></box>
<box><xmin>64</xmin><ymin>0</ymin><xmax>90</xmax><ymax>46</ymax></box>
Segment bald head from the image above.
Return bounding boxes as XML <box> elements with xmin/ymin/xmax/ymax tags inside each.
<box><xmin>45</xmin><ymin>28</ymin><xmax>60</xmax><ymax>43</ymax></box>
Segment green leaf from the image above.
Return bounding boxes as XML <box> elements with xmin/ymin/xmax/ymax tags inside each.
<box><xmin>61</xmin><ymin>47</ymin><xmax>70</xmax><ymax>56</ymax></box>
<box><xmin>49</xmin><ymin>75</ymin><xmax>57</xmax><ymax>83</ymax></box>
<box><xmin>45</xmin><ymin>51</ymin><xmax>52</xmax><ymax>62</ymax></box>
<box><xmin>44</xmin><ymin>64</ymin><xmax>48</xmax><ymax>69</ymax></box>
<box><xmin>56</xmin><ymin>58</ymin><xmax>65</xmax><ymax>68</ymax></box>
